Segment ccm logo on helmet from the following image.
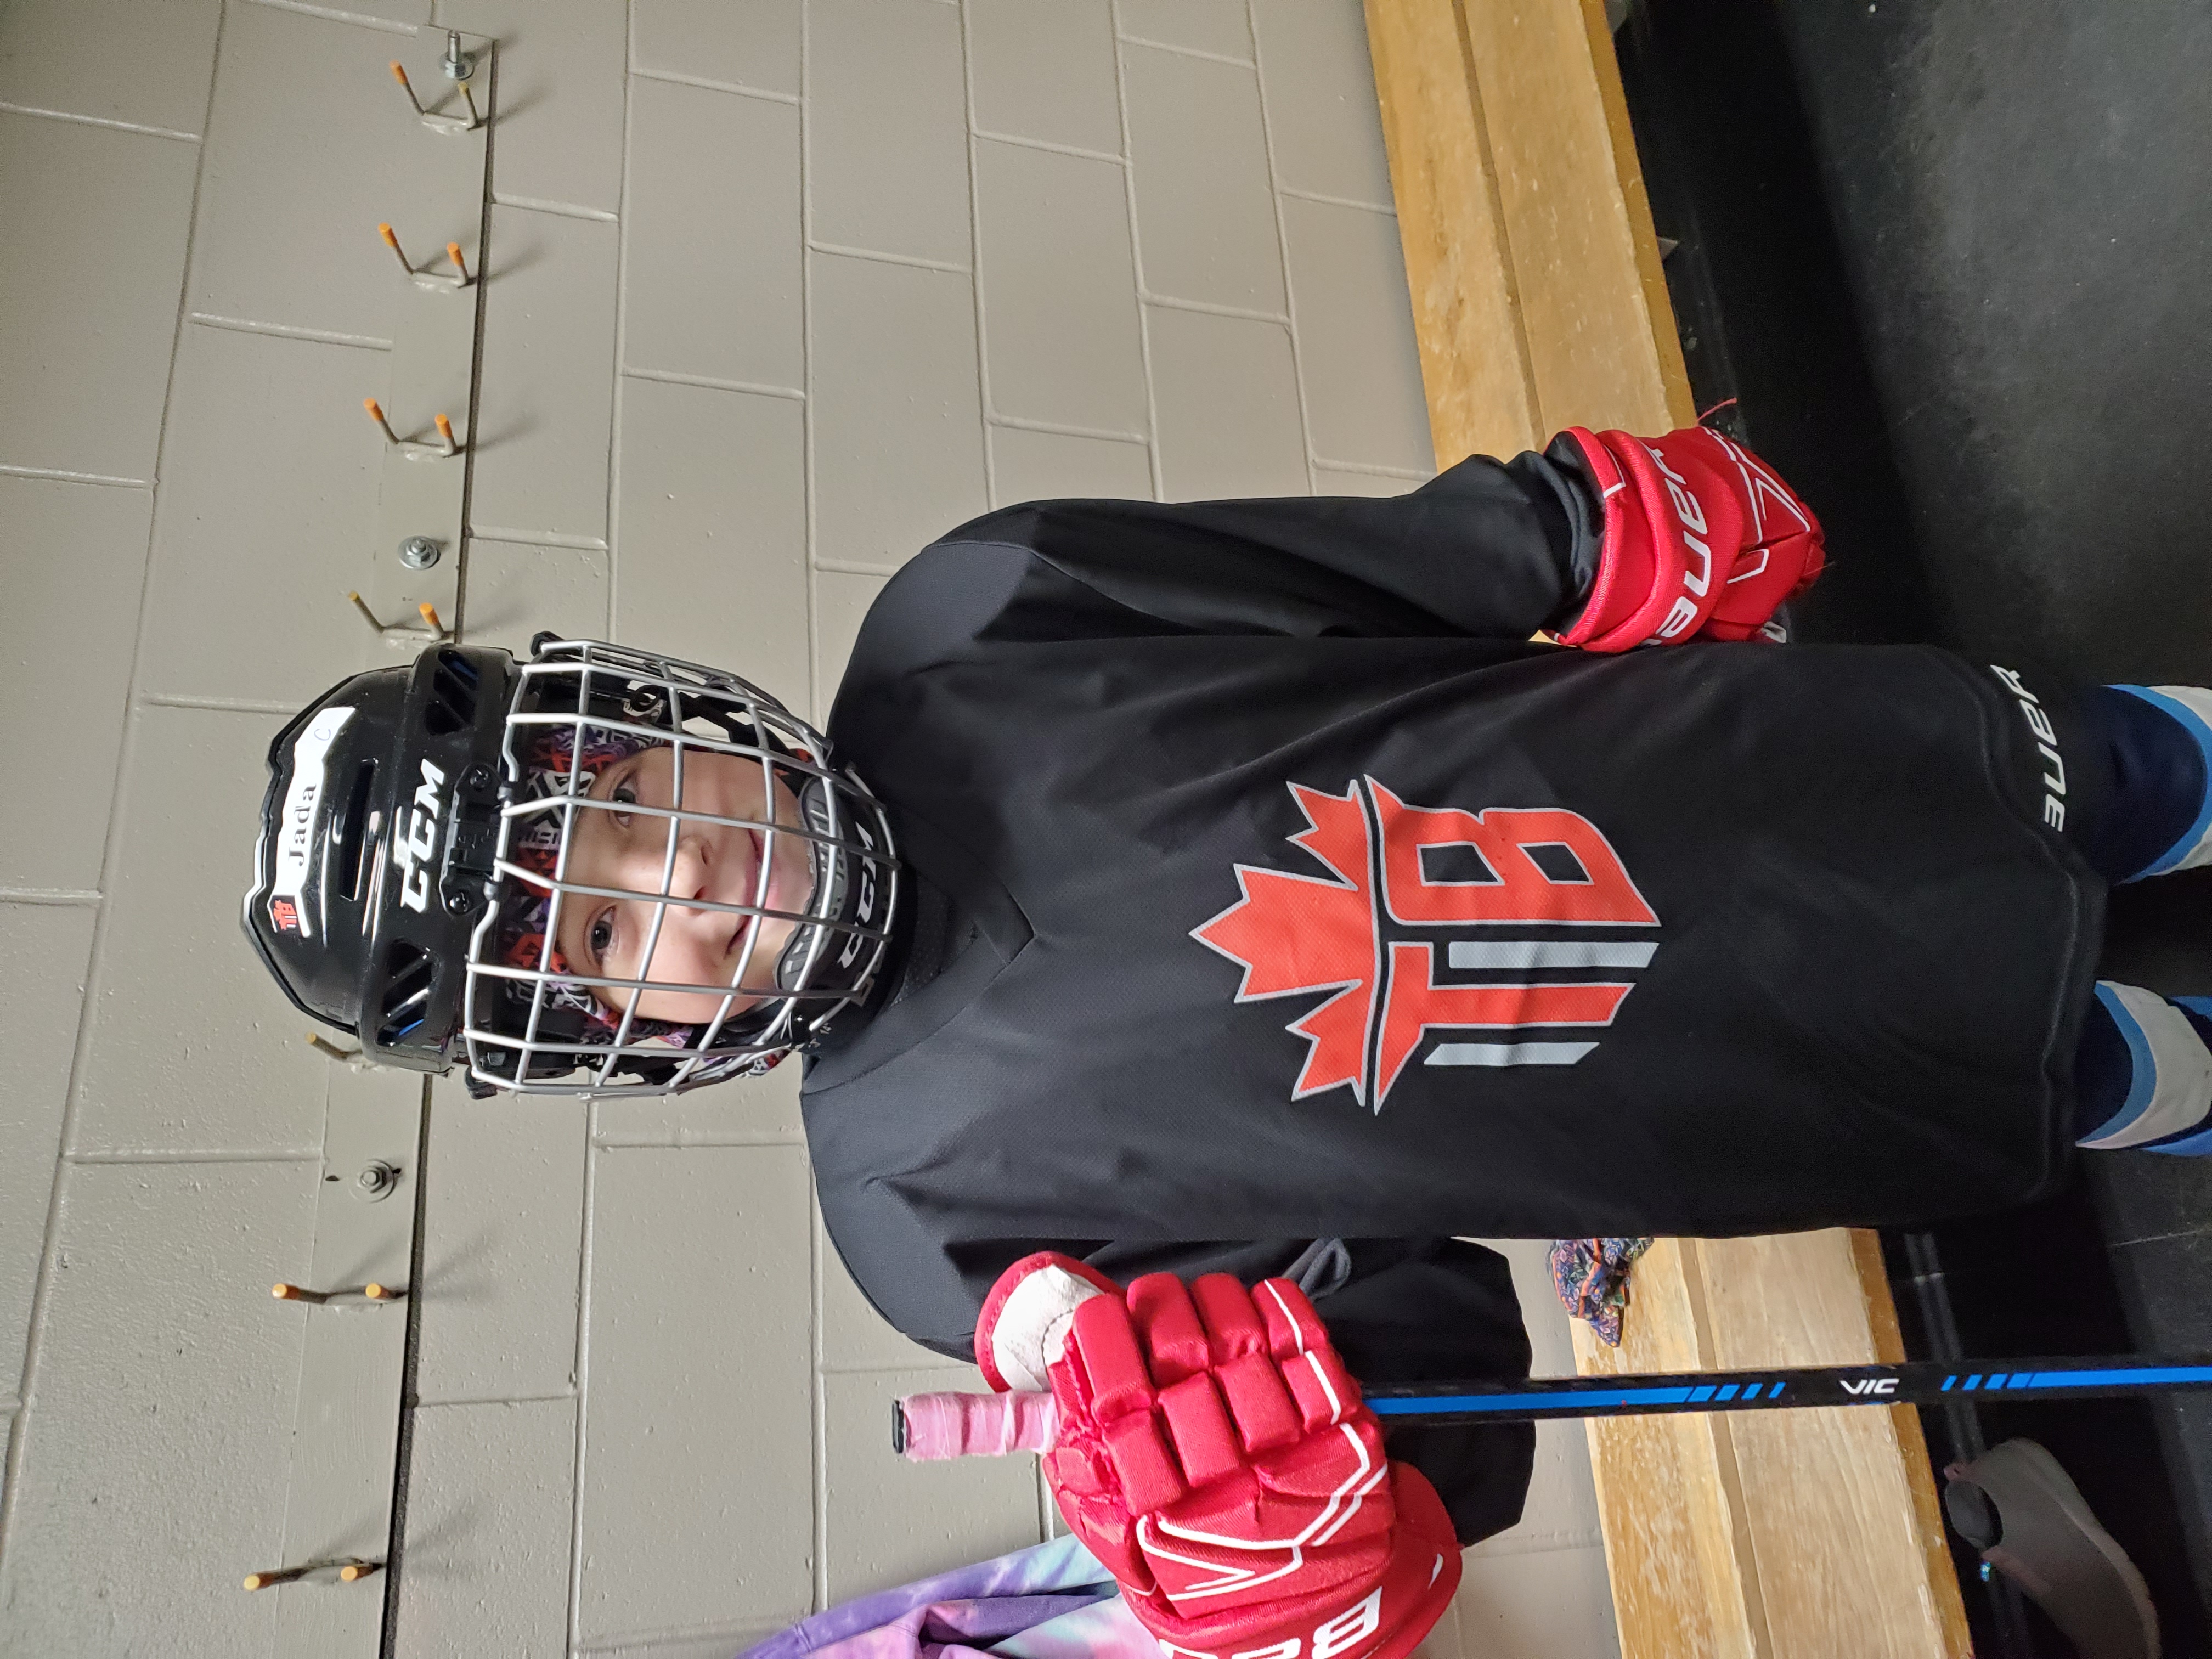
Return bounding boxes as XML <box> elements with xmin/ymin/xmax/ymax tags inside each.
<box><xmin>835</xmin><ymin>824</ymin><xmax>881</xmax><ymax>971</ymax></box>
<box><xmin>391</xmin><ymin>759</ymin><xmax>448</xmax><ymax>912</ymax></box>
<box><xmin>1645</xmin><ymin>443</ymin><xmax>1714</xmax><ymax>641</ymax></box>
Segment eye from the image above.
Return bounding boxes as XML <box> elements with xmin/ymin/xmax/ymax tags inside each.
<box><xmin>587</xmin><ymin>908</ymin><xmax>616</xmax><ymax>965</ymax></box>
<box><xmin>610</xmin><ymin>777</ymin><xmax>638</xmax><ymax>829</ymax></box>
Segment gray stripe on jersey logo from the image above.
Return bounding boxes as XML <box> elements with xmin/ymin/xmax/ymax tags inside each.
<box><xmin>1192</xmin><ymin>777</ymin><xmax>1660</xmax><ymax>1112</ymax></box>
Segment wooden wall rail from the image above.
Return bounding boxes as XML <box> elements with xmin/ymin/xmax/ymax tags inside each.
<box><xmin>1362</xmin><ymin>3</ymin><xmax>1973</xmax><ymax>1653</ymax></box>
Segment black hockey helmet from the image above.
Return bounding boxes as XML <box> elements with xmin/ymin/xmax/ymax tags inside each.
<box><xmin>244</xmin><ymin>644</ymin><xmax>513</xmax><ymax>1071</ymax></box>
<box><xmin>244</xmin><ymin>637</ymin><xmax>899</xmax><ymax>1094</ymax></box>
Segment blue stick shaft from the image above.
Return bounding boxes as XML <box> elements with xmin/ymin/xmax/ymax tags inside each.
<box><xmin>1362</xmin><ymin>1355</ymin><xmax>2212</xmax><ymax>1423</ymax></box>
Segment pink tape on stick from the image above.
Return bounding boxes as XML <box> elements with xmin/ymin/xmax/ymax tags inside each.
<box><xmin>895</xmin><ymin>1389</ymin><xmax>1058</xmax><ymax>1460</ymax></box>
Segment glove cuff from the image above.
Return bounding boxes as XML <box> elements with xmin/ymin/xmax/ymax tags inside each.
<box><xmin>1127</xmin><ymin>1463</ymin><xmax>1464</xmax><ymax>1659</ymax></box>
<box><xmin>1555</xmin><ymin>426</ymin><xmax>1746</xmax><ymax>652</ymax></box>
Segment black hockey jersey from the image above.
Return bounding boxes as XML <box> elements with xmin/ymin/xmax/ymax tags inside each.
<box><xmin>803</xmin><ymin>448</ymin><xmax>2106</xmax><ymax>1539</ymax></box>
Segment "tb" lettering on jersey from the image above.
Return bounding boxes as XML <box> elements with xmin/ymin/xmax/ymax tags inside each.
<box><xmin>1193</xmin><ymin>777</ymin><xmax>1660</xmax><ymax>1111</ymax></box>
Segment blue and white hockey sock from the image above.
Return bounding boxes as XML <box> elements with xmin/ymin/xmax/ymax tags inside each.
<box><xmin>2090</xmin><ymin>685</ymin><xmax>2212</xmax><ymax>882</ymax></box>
<box><xmin>2074</xmin><ymin>982</ymin><xmax>2212</xmax><ymax>1155</ymax></box>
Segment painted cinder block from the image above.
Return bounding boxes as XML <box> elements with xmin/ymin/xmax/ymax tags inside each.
<box><xmin>815</xmin><ymin>1200</ymin><xmax>967</xmax><ymax>1376</ymax></box>
<box><xmin>808</xmin><ymin>252</ymin><xmax>987</xmax><ymax>575</ymax></box>
<box><xmin>314</xmin><ymin>0</ymin><xmax>428</xmax><ymax>27</ymax></box>
<box><xmin>614</xmin><ymin>375</ymin><xmax>810</xmax><ymax>713</ymax></box>
<box><xmin>1314</xmin><ymin>466</ymin><xmax>1423</xmax><ymax>498</ymax></box>
<box><xmin>974</xmin><ymin>139</ymin><xmax>1147</xmax><ymax>436</ymax></box>
<box><xmin>67</xmin><ymin>703</ymin><xmax>332</xmax><ymax>1158</ymax></box>
<box><xmin>1120</xmin><ymin>45</ymin><xmax>1285</xmax><ymax>315</ymax></box>
<box><xmin>589</xmin><ymin>1045</ymin><xmax>807</xmax><ymax>1151</ymax></box>
<box><xmin>440</xmin><ymin>0</ymin><xmax>626</xmax><ymax>216</ymax></box>
<box><xmin>575</xmin><ymin>1143</ymin><xmax>814</xmax><ymax>1643</ymax></box>
<box><xmin>190</xmin><ymin>3</ymin><xmax>461</xmax><ymax>346</ymax></box>
<box><xmin>0</xmin><ymin>476</ymin><xmax>152</xmax><ymax>892</ymax></box>
<box><xmin>624</xmin><ymin>77</ymin><xmax>803</xmax><ymax>393</ymax></box>
<box><xmin>967</xmin><ymin>0</ymin><xmax>1122</xmax><ymax>157</ymax></box>
<box><xmin>0</xmin><ymin>111</ymin><xmax>196</xmax><ymax>483</ymax></box>
<box><xmin>1115</xmin><ymin>0</ymin><xmax>1252</xmax><ymax>60</ymax></box>
<box><xmin>633</xmin><ymin>0</ymin><xmax>802</xmax><ymax>98</ymax></box>
<box><xmin>0</xmin><ymin>903</ymin><xmax>94</xmax><ymax>1402</ymax></box>
<box><xmin>821</xmin><ymin>1365</ymin><xmax>1045</xmax><ymax>1604</ymax></box>
<box><xmin>0</xmin><ymin>0</ymin><xmax>222</xmax><ymax>138</ymax></box>
<box><xmin>458</xmin><ymin>535</ymin><xmax>612</xmax><ymax>659</ymax></box>
<box><xmin>1455</xmin><ymin>1543</ymin><xmax>1624</xmax><ymax>1659</ymax></box>
<box><xmin>469</xmin><ymin>205</ymin><xmax>620</xmax><ymax>548</ymax></box>
<box><xmin>1408</xmin><ymin>1596</ymin><xmax>1463</xmax><ymax>1659</ymax></box>
<box><xmin>0</xmin><ymin>1161</ymin><xmax>318</xmax><ymax>1657</ymax></box>
<box><xmin>806</xmin><ymin>0</ymin><xmax>969</xmax><ymax>267</ymax></box>
<box><xmin>1144</xmin><ymin>305</ymin><xmax>1306</xmax><ymax>501</ymax></box>
<box><xmin>1282</xmin><ymin>195</ymin><xmax>1435</xmax><ymax>474</ymax></box>
<box><xmin>590</xmin><ymin>1631</ymin><xmax>793</xmax><ymax>1659</ymax></box>
<box><xmin>1252</xmin><ymin>0</ymin><xmax>1397</xmax><ymax>208</ymax></box>
<box><xmin>988</xmin><ymin>426</ymin><xmax>1154</xmax><ymax>509</ymax></box>
<box><xmin>812</xmin><ymin>568</ymin><xmax>889</xmax><ymax>721</ymax></box>
<box><xmin>415</xmin><ymin>1080</ymin><xmax>586</xmax><ymax>1407</ymax></box>
<box><xmin>134</xmin><ymin>324</ymin><xmax>385</xmax><ymax>709</ymax></box>
<box><xmin>395</xmin><ymin>1395</ymin><xmax>580</xmax><ymax>1658</ymax></box>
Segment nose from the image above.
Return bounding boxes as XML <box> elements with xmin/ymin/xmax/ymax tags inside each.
<box><xmin>616</xmin><ymin>826</ymin><xmax>715</xmax><ymax>909</ymax></box>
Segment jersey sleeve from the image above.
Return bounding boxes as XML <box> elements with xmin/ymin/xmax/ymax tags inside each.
<box><xmin>921</xmin><ymin>442</ymin><xmax>1600</xmax><ymax>647</ymax></box>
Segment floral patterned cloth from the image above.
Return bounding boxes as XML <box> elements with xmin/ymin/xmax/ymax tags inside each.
<box><xmin>1547</xmin><ymin>1236</ymin><xmax>1654</xmax><ymax>1347</ymax></box>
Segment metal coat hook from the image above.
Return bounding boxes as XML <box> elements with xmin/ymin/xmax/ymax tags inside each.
<box><xmin>243</xmin><ymin>1559</ymin><xmax>382</xmax><ymax>1591</ymax></box>
<box><xmin>349</xmin><ymin>590</ymin><xmax>449</xmax><ymax>646</ymax></box>
<box><xmin>271</xmin><ymin>1281</ymin><xmax>407</xmax><ymax>1306</ymax></box>
<box><xmin>390</xmin><ymin>59</ymin><xmax>477</xmax><ymax>132</ymax></box>
<box><xmin>304</xmin><ymin>1031</ymin><xmax>373</xmax><ymax>1068</ymax></box>
<box><xmin>362</xmin><ymin>398</ymin><xmax>462</xmax><ymax>461</ymax></box>
<box><xmin>376</xmin><ymin>223</ymin><xmax>472</xmax><ymax>291</ymax></box>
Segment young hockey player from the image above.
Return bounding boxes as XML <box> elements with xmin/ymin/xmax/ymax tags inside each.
<box><xmin>244</xmin><ymin>423</ymin><xmax>2212</xmax><ymax>1659</ymax></box>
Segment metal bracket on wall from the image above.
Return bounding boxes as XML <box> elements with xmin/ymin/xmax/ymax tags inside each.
<box><xmin>356</xmin><ymin>30</ymin><xmax>492</xmax><ymax>672</ymax></box>
<box><xmin>261</xmin><ymin>1063</ymin><xmax>424</xmax><ymax>1655</ymax></box>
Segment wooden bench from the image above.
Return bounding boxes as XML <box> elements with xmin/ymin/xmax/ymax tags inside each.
<box><xmin>1362</xmin><ymin>4</ymin><xmax>1973</xmax><ymax>1653</ymax></box>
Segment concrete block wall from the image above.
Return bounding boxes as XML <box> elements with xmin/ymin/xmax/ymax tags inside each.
<box><xmin>0</xmin><ymin>1</ymin><xmax>1618</xmax><ymax>1654</ymax></box>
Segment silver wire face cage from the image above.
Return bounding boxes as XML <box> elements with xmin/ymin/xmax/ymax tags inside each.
<box><xmin>460</xmin><ymin>639</ymin><xmax>900</xmax><ymax>1096</ymax></box>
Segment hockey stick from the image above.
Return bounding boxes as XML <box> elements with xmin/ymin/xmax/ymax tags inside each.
<box><xmin>893</xmin><ymin>1354</ymin><xmax>2212</xmax><ymax>1459</ymax></box>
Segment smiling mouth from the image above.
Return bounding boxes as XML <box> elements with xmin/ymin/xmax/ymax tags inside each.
<box><xmin>723</xmin><ymin>831</ymin><xmax>765</xmax><ymax>969</ymax></box>
<box><xmin>724</xmin><ymin>917</ymin><xmax>754</xmax><ymax>970</ymax></box>
<box><xmin>715</xmin><ymin>827</ymin><xmax>803</xmax><ymax>980</ymax></box>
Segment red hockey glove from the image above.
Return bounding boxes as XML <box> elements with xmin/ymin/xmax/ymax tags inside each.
<box><xmin>1553</xmin><ymin>424</ymin><xmax>1824</xmax><ymax>650</ymax></box>
<box><xmin>977</xmin><ymin>1255</ymin><xmax>1462</xmax><ymax>1659</ymax></box>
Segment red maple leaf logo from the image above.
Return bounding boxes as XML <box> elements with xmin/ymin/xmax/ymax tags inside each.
<box><xmin>1192</xmin><ymin>778</ymin><xmax>1659</xmax><ymax>1111</ymax></box>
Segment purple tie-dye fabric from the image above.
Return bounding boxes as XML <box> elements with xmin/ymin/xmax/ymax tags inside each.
<box><xmin>736</xmin><ymin>1536</ymin><xmax>1156</xmax><ymax>1659</ymax></box>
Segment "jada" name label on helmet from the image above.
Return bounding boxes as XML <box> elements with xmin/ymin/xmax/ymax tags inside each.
<box><xmin>269</xmin><ymin>705</ymin><xmax>355</xmax><ymax>939</ymax></box>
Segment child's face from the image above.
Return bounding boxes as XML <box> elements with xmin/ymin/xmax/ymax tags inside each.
<box><xmin>551</xmin><ymin>744</ymin><xmax>815</xmax><ymax>1025</ymax></box>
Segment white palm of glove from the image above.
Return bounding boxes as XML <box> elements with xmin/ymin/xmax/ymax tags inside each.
<box><xmin>974</xmin><ymin>1251</ymin><xmax>1119</xmax><ymax>1393</ymax></box>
